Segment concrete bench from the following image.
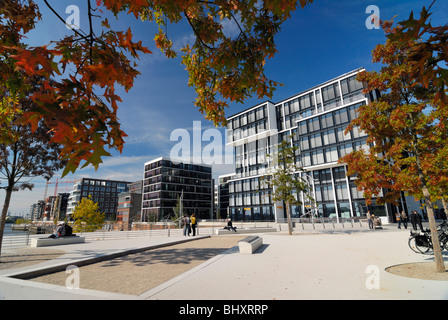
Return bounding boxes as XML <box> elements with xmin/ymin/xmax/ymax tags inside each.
<box><xmin>215</xmin><ymin>227</ymin><xmax>276</xmax><ymax>235</ymax></box>
<box><xmin>238</xmin><ymin>236</ymin><xmax>263</xmax><ymax>254</ymax></box>
<box><xmin>31</xmin><ymin>236</ymin><xmax>85</xmax><ymax>248</ymax></box>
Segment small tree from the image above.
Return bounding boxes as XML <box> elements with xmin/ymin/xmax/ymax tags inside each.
<box><xmin>172</xmin><ymin>195</ymin><xmax>184</xmax><ymax>227</ymax></box>
<box><xmin>72</xmin><ymin>196</ymin><xmax>105</xmax><ymax>232</ymax></box>
<box><xmin>260</xmin><ymin>138</ymin><xmax>313</xmax><ymax>235</ymax></box>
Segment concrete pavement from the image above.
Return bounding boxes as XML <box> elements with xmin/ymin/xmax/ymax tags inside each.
<box><xmin>1</xmin><ymin>224</ymin><xmax>447</xmax><ymax>300</ymax></box>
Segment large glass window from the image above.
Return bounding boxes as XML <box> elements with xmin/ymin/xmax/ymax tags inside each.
<box><xmin>325</xmin><ymin>147</ymin><xmax>338</xmax><ymax>162</ymax></box>
<box><xmin>301</xmin><ymin>152</ymin><xmax>312</xmax><ymax>167</ymax></box>
<box><xmin>321</xmin><ymin>113</ymin><xmax>334</xmax><ymax>128</ymax></box>
<box><xmin>336</xmin><ymin>184</ymin><xmax>349</xmax><ymax>200</ymax></box>
<box><xmin>336</xmin><ymin>127</ymin><xmax>351</xmax><ymax>142</ymax></box>
<box><xmin>338</xmin><ymin>202</ymin><xmax>351</xmax><ymax>218</ymax></box>
<box><xmin>310</xmin><ymin>133</ymin><xmax>322</xmax><ymax>149</ymax></box>
<box><xmin>312</xmin><ymin>150</ymin><xmax>324</xmax><ymax>165</ymax></box>
<box><xmin>322</xmin><ymin>129</ymin><xmax>336</xmax><ymax>145</ymax></box>
<box><xmin>300</xmin><ymin>136</ymin><xmax>310</xmax><ymax>151</ymax></box>
<box><xmin>334</xmin><ymin>108</ymin><xmax>349</xmax><ymax>125</ymax></box>
<box><xmin>309</xmin><ymin>118</ymin><xmax>320</xmax><ymax>132</ymax></box>
<box><xmin>290</xmin><ymin>99</ymin><xmax>300</xmax><ymax>114</ymax></box>
<box><xmin>298</xmin><ymin>121</ymin><xmax>307</xmax><ymax>135</ymax></box>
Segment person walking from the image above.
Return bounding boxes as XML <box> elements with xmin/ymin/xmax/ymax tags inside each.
<box><xmin>400</xmin><ymin>210</ymin><xmax>408</xmax><ymax>229</ymax></box>
<box><xmin>395</xmin><ymin>212</ymin><xmax>401</xmax><ymax>229</ymax></box>
<box><xmin>191</xmin><ymin>213</ymin><xmax>197</xmax><ymax>236</ymax></box>
<box><xmin>367</xmin><ymin>210</ymin><xmax>373</xmax><ymax>230</ymax></box>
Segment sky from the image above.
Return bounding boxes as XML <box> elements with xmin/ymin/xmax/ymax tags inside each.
<box><xmin>2</xmin><ymin>0</ymin><xmax>448</xmax><ymax>216</ymax></box>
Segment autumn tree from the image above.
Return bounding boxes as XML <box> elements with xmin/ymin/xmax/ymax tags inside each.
<box><xmin>72</xmin><ymin>195</ymin><xmax>105</xmax><ymax>232</ymax></box>
<box><xmin>0</xmin><ymin>0</ymin><xmax>314</xmax><ymax>176</ymax></box>
<box><xmin>340</xmin><ymin>6</ymin><xmax>448</xmax><ymax>272</ymax></box>
<box><xmin>260</xmin><ymin>138</ymin><xmax>313</xmax><ymax>235</ymax></box>
<box><xmin>0</xmin><ymin>2</ymin><xmax>66</xmax><ymax>257</ymax></box>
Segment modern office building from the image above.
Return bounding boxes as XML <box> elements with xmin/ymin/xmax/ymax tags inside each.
<box><xmin>142</xmin><ymin>157</ymin><xmax>213</xmax><ymax>221</ymax></box>
<box><xmin>66</xmin><ymin>178</ymin><xmax>130</xmax><ymax>220</ymax></box>
<box><xmin>225</xmin><ymin>68</ymin><xmax>400</xmax><ymax>222</ymax></box>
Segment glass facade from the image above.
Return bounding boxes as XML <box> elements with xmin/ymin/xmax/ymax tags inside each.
<box><xmin>226</xmin><ymin>68</ymin><xmax>389</xmax><ymax>222</ymax></box>
<box><xmin>142</xmin><ymin>157</ymin><xmax>213</xmax><ymax>221</ymax></box>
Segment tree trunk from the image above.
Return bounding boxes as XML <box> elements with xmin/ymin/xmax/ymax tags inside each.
<box><xmin>285</xmin><ymin>201</ymin><xmax>293</xmax><ymax>235</ymax></box>
<box><xmin>0</xmin><ymin>187</ymin><xmax>13</xmax><ymax>259</ymax></box>
<box><xmin>422</xmin><ymin>186</ymin><xmax>445</xmax><ymax>273</ymax></box>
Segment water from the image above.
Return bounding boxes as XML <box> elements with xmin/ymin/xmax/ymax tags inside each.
<box><xmin>3</xmin><ymin>223</ymin><xmax>28</xmax><ymax>236</ymax></box>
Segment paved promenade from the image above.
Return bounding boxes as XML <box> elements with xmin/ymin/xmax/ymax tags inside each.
<box><xmin>0</xmin><ymin>224</ymin><xmax>447</xmax><ymax>300</ymax></box>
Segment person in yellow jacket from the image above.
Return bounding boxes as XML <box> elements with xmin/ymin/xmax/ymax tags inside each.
<box><xmin>191</xmin><ymin>214</ymin><xmax>197</xmax><ymax>236</ymax></box>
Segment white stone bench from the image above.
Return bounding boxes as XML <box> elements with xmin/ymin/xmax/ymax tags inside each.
<box><xmin>215</xmin><ymin>227</ymin><xmax>276</xmax><ymax>235</ymax></box>
<box><xmin>31</xmin><ymin>236</ymin><xmax>85</xmax><ymax>248</ymax></box>
<box><xmin>238</xmin><ymin>236</ymin><xmax>263</xmax><ymax>254</ymax></box>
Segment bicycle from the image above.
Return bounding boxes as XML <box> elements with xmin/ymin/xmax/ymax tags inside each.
<box><xmin>408</xmin><ymin>221</ymin><xmax>448</xmax><ymax>254</ymax></box>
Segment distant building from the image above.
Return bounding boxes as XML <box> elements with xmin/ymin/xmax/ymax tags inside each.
<box><xmin>30</xmin><ymin>200</ymin><xmax>45</xmax><ymax>220</ymax></box>
<box><xmin>52</xmin><ymin>193</ymin><xmax>70</xmax><ymax>221</ymax></box>
<box><xmin>66</xmin><ymin>178</ymin><xmax>130</xmax><ymax>220</ymax></box>
<box><xmin>142</xmin><ymin>157</ymin><xmax>213</xmax><ymax>221</ymax></box>
<box><xmin>117</xmin><ymin>180</ymin><xmax>142</xmax><ymax>229</ymax></box>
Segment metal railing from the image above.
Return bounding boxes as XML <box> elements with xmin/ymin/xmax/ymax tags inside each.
<box><xmin>1</xmin><ymin>218</ymin><xmax>368</xmax><ymax>249</ymax></box>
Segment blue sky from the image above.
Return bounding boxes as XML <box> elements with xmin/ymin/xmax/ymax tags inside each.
<box><xmin>3</xmin><ymin>0</ymin><xmax>448</xmax><ymax>215</ymax></box>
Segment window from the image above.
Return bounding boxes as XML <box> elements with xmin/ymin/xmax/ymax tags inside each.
<box><xmin>248</xmin><ymin>110</ymin><xmax>256</xmax><ymax>123</ymax></box>
<box><xmin>256</xmin><ymin>106</ymin><xmax>265</xmax><ymax>120</ymax></box>
<box><xmin>339</xmin><ymin>143</ymin><xmax>353</xmax><ymax>157</ymax></box>
<box><xmin>298</xmin><ymin>121</ymin><xmax>308</xmax><ymax>135</ymax></box>
<box><xmin>333</xmin><ymin>167</ymin><xmax>346</xmax><ymax>182</ymax></box>
<box><xmin>322</xmin><ymin>129</ymin><xmax>336</xmax><ymax>145</ymax></box>
<box><xmin>301</xmin><ymin>152</ymin><xmax>312</xmax><ymax>167</ymax></box>
<box><xmin>240</xmin><ymin>114</ymin><xmax>247</xmax><ymax>126</ymax></box>
<box><xmin>290</xmin><ymin>99</ymin><xmax>300</xmax><ymax>113</ymax></box>
<box><xmin>336</xmin><ymin>127</ymin><xmax>351</xmax><ymax>142</ymax></box>
<box><xmin>325</xmin><ymin>147</ymin><xmax>338</xmax><ymax>162</ymax></box>
<box><xmin>336</xmin><ymin>185</ymin><xmax>349</xmax><ymax>200</ymax></box>
<box><xmin>349</xmin><ymin>76</ymin><xmax>363</xmax><ymax>92</ymax></box>
<box><xmin>312</xmin><ymin>150</ymin><xmax>324</xmax><ymax>165</ymax></box>
<box><xmin>257</xmin><ymin>120</ymin><xmax>266</xmax><ymax>132</ymax></box>
<box><xmin>300</xmin><ymin>136</ymin><xmax>310</xmax><ymax>151</ymax></box>
<box><xmin>341</xmin><ymin>79</ymin><xmax>349</xmax><ymax>95</ymax></box>
<box><xmin>334</xmin><ymin>108</ymin><xmax>349</xmax><ymax>125</ymax></box>
<box><xmin>321</xmin><ymin>113</ymin><xmax>334</xmax><ymax>128</ymax></box>
<box><xmin>309</xmin><ymin>117</ymin><xmax>320</xmax><ymax>132</ymax></box>
<box><xmin>310</xmin><ymin>133</ymin><xmax>322</xmax><ymax>148</ymax></box>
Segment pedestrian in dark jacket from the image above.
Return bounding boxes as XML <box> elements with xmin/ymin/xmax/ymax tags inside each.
<box><xmin>410</xmin><ymin>211</ymin><xmax>418</xmax><ymax>231</ymax></box>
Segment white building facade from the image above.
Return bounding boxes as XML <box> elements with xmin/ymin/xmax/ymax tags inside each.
<box><xmin>225</xmin><ymin>68</ymin><xmax>398</xmax><ymax>223</ymax></box>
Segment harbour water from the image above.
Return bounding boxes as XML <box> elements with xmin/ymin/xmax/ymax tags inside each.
<box><xmin>4</xmin><ymin>223</ymin><xmax>28</xmax><ymax>236</ymax></box>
